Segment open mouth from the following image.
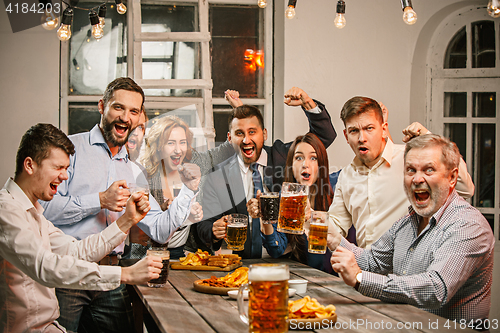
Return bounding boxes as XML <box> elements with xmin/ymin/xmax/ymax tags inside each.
<box><xmin>114</xmin><ymin>123</ymin><xmax>129</xmax><ymax>137</ymax></box>
<box><xmin>414</xmin><ymin>189</ymin><xmax>430</xmax><ymax>205</ymax></box>
<box><xmin>50</xmin><ymin>183</ymin><xmax>58</xmax><ymax>193</ymax></box>
<box><xmin>301</xmin><ymin>172</ymin><xmax>311</xmax><ymax>181</ymax></box>
<box><xmin>241</xmin><ymin>145</ymin><xmax>255</xmax><ymax>158</ymax></box>
<box><xmin>358</xmin><ymin>146</ymin><xmax>369</xmax><ymax>154</ymax></box>
<box><xmin>170</xmin><ymin>155</ymin><xmax>182</xmax><ymax>166</ymax></box>
<box><xmin>127</xmin><ymin>138</ymin><xmax>137</xmax><ymax>149</ymax></box>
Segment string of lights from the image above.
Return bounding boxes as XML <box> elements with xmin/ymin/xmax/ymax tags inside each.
<box><xmin>40</xmin><ymin>0</ymin><xmax>127</xmax><ymax>41</ymax></box>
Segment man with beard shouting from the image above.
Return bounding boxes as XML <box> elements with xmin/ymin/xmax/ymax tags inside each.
<box><xmin>197</xmin><ymin>87</ymin><xmax>337</xmax><ymax>259</ymax></box>
<box><xmin>41</xmin><ymin>77</ymin><xmax>202</xmax><ymax>333</ymax></box>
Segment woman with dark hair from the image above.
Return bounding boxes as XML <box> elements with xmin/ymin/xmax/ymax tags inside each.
<box><xmin>247</xmin><ymin>133</ymin><xmax>334</xmax><ymax>271</ymax></box>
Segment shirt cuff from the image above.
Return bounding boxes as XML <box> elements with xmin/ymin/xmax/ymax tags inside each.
<box><xmin>178</xmin><ymin>184</ymin><xmax>196</xmax><ymax>200</ymax></box>
<box><xmin>304</xmin><ymin>105</ymin><xmax>321</xmax><ymax>114</ymax></box>
<box><xmin>101</xmin><ymin>221</ymin><xmax>128</xmax><ymax>247</ymax></box>
<box><xmin>357</xmin><ymin>270</ymin><xmax>386</xmax><ymax>300</ymax></box>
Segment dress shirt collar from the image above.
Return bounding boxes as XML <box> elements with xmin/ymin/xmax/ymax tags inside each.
<box><xmin>89</xmin><ymin>125</ymin><xmax>129</xmax><ymax>161</ymax></box>
<box><xmin>236</xmin><ymin>149</ymin><xmax>268</xmax><ymax>173</ymax></box>
<box><xmin>351</xmin><ymin>138</ymin><xmax>394</xmax><ymax>173</ymax></box>
<box><xmin>3</xmin><ymin>178</ymin><xmax>43</xmax><ymax>214</ymax></box>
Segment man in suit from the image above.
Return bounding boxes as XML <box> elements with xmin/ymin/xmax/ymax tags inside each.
<box><xmin>197</xmin><ymin>87</ymin><xmax>337</xmax><ymax>258</ymax></box>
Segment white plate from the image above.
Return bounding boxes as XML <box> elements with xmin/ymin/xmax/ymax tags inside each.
<box><xmin>227</xmin><ymin>288</ymin><xmax>296</xmax><ymax>300</ymax></box>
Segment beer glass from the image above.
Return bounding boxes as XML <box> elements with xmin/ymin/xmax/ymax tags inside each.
<box><xmin>307</xmin><ymin>211</ymin><xmax>329</xmax><ymax>254</ymax></box>
<box><xmin>225</xmin><ymin>214</ymin><xmax>248</xmax><ymax>251</ymax></box>
<box><xmin>260</xmin><ymin>192</ymin><xmax>280</xmax><ymax>224</ymax></box>
<box><xmin>147</xmin><ymin>248</ymin><xmax>170</xmax><ymax>288</ymax></box>
<box><xmin>237</xmin><ymin>264</ymin><xmax>289</xmax><ymax>333</ymax></box>
<box><xmin>277</xmin><ymin>182</ymin><xmax>309</xmax><ymax>234</ymax></box>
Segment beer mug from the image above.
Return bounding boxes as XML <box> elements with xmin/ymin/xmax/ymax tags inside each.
<box><xmin>277</xmin><ymin>182</ymin><xmax>309</xmax><ymax>234</ymax></box>
<box><xmin>147</xmin><ymin>248</ymin><xmax>170</xmax><ymax>288</ymax></box>
<box><xmin>260</xmin><ymin>192</ymin><xmax>280</xmax><ymax>224</ymax></box>
<box><xmin>225</xmin><ymin>214</ymin><xmax>248</xmax><ymax>251</ymax></box>
<box><xmin>237</xmin><ymin>264</ymin><xmax>289</xmax><ymax>333</ymax></box>
<box><xmin>307</xmin><ymin>211</ymin><xmax>329</xmax><ymax>254</ymax></box>
<box><xmin>129</xmin><ymin>182</ymin><xmax>150</xmax><ymax>200</ymax></box>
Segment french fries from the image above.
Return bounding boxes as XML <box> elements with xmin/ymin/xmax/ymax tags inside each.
<box><xmin>179</xmin><ymin>249</ymin><xmax>241</xmax><ymax>268</ymax></box>
<box><xmin>200</xmin><ymin>267</ymin><xmax>249</xmax><ymax>288</ymax></box>
<box><xmin>288</xmin><ymin>296</ymin><xmax>336</xmax><ymax>319</ymax></box>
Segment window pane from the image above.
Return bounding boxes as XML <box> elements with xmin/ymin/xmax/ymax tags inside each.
<box><xmin>473</xmin><ymin>92</ymin><xmax>496</xmax><ymax>117</ymax></box>
<box><xmin>141</xmin><ymin>41</ymin><xmax>201</xmax><ymax>97</ymax></box>
<box><xmin>472</xmin><ymin>21</ymin><xmax>495</xmax><ymax>68</ymax></box>
<box><xmin>210</xmin><ymin>6</ymin><xmax>264</xmax><ymax>98</ymax></box>
<box><xmin>444</xmin><ymin>26</ymin><xmax>466</xmax><ymax>69</ymax></box>
<box><xmin>473</xmin><ymin>124</ymin><xmax>495</xmax><ymax>208</ymax></box>
<box><xmin>69</xmin><ymin>3</ymin><xmax>127</xmax><ymax>95</ymax></box>
<box><xmin>141</xmin><ymin>5</ymin><xmax>197</xmax><ymax>32</ymax></box>
<box><xmin>482</xmin><ymin>214</ymin><xmax>494</xmax><ymax>234</ymax></box>
<box><xmin>444</xmin><ymin>92</ymin><xmax>467</xmax><ymax>117</ymax></box>
<box><xmin>444</xmin><ymin>123</ymin><xmax>466</xmax><ymax>159</ymax></box>
<box><xmin>68</xmin><ymin>102</ymin><xmax>100</xmax><ymax>135</ymax></box>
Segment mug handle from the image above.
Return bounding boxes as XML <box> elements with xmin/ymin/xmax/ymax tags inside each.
<box><xmin>237</xmin><ymin>283</ymin><xmax>249</xmax><ymax>324</ymax></box>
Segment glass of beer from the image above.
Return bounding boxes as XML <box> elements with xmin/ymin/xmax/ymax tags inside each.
<box><xmin>307</xmin><ymin>211</ymin><xmax>329</xmax><ymax>254</ymax></box>
<box><xmin>225</xmin><ymin>214</ymin><xmax>248</xmax><ymax>251</ymax></box>
<box><xmin>277</xmin><ymin>182</ymin><xmax>309</xmax><ymax>234</ymax></box>
<box><xmin>237</xmin><ymin>263</ymin><xmax>289</xmax><ymax>333</ymax></box>
<box><xmin>147</xmin><ymin>247</ymin><xmax>170</xmax><ymax>288</ymax></box>
<box><xmin>260</xmin><ymin>192</ymin><xmax>280</xmax><ymax>224</ymax></box>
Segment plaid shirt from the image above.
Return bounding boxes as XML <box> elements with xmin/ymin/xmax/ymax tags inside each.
<box><xmin>341</xmin><ymin>190</ymin><xmax>495</xmax><ymax>321</ymax></box>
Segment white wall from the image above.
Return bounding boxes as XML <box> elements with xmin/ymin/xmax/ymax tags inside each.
<box><xmin>0</xmin><ymin>8</ymin><xmax>60</xmax><ymax>181</ymax></box>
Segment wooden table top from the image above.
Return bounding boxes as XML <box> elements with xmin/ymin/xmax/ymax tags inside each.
<box><xmin>129</xmin><ymin>258</ymin><xmax>475</xmax><ymax>333</ymax></box>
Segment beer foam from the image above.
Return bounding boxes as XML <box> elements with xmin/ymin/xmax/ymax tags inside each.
<box><xmin>249</xmin><ymin>266</ymin><xmax>289</xmax><ymax>281</ymax></box>
<box><xmin>227</xmin><ymin>223</ymin><xmax>247</xmax><ymax>228</ymax></box>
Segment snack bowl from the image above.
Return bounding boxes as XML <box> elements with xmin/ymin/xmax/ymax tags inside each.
<box><xmin>227</xmin><ymin>288</ymin><xmax>296</xmax><ymax>300</ymax></box>
<box><xmin>288</xmin><ymin>280</ymin><xmax>308</xmax><ymax>294</ymax></box>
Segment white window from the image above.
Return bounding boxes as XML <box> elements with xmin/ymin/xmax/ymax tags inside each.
<box><xmin>60</xmin><ymin>0</ymin><xmax>273</xmax><ymax>147</ymax></box>
<box><xmin>428</xmin><ymin>6</ymin><xmax>499</xmax><ymax>242</ymax></box>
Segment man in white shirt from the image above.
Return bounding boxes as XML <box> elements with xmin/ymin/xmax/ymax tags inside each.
<box><xmin>329</xmin><ymin>96</ymin><xmax>474</xmax><ymax>248</ymax></box>
<box><xmin>0</xmin><ymin>123</ymin><xmax>162</xmax><ymax>332</ymax></box>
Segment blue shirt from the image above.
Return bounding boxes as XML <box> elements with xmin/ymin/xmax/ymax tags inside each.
<box><xmin>40</xmin><ymin>125</ymin><xmax>195</xmax><ymax>253</ymax></box>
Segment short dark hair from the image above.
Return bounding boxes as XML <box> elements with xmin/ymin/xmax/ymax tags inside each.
<box><xmin>404</xmin><ymin>134</ymin><xmax>460</xmax><ymax>171</ymax></box>
<box><xmin>15</xmin><ymin>124</ymin><xmax>75</xmax><ymax>178</ymax></box>
<box><xmin>340</xmin><ymin>96</ymin><xmax>383</xmax><ymax>126</ymax></box>
<box><xmin>102</xmin><ymin>77</ymin><xmax>145</xmax><ymax>109</ymax></box>
<box><xmin>228</xmin><ymin>105</ymin><xmax>265</xmax><ymax>130</ymax></box>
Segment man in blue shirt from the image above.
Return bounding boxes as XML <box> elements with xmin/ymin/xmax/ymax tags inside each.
<box><xmin>41</xmin><ymin>77</ymin><xmax>201</xmax><ymax>333</ymax></box>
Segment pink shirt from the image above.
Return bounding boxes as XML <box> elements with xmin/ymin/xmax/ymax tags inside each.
<box><xmin>0</xmin><ymin>178</ymin><xmax>125</xmax><ymax>332</ymax></box>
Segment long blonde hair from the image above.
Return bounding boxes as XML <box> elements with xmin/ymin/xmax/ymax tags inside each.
<box><xmin>140</xmin><ymin>115</ymin><xmax>193</xmax><ymax>176</ymax></box>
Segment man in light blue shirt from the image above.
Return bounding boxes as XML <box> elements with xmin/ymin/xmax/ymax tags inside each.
<box><xmin>41</xmin><ymin>77</ymin><xmax>201</xmax><ymax>333</ymax></box>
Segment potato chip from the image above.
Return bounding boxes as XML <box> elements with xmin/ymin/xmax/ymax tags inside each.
<box><xmin>288</xmin><ymin>296</ymin><xmax>336</xmax><ymax>319</ymax></box>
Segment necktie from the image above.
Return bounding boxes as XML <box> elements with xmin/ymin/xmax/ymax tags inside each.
<box><xmin>250</xmin><ymin>163</ymin><xmax>263</xmax><ymax>258</ymax></box>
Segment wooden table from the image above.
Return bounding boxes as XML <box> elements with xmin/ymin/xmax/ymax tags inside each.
<box><xmin>128</xmin><ymin>258</ymin><xmax>475</xmax><ymax>333</ymax></box>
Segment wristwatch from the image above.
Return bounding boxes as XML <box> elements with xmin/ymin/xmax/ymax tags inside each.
<box><xmin>354</xmin><ymin>271</ymin><xmax>362</xmax><ymax>291</ymax></box>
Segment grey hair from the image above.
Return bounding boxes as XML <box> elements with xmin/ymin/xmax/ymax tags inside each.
<box><xmin>404</xmin><ymin>134</ymin><xmax>460</xmax><ymax>171</ymax></box>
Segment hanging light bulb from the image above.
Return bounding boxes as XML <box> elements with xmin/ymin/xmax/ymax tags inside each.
<box><xmin>40</xmin><ymin>2</ymin><xmax>59</xmax><ymax>31</ymax></box>
<box><xmin>115</xmin><ymin>0</ymin><xmax>127</xmax><ymax>14</ymax></box>
<box><xmin>401</xmin><ymin>0</ymin><xmax>417</xmax><ymax>25</ymax></box>
<box><xmin>285</xmin><ymin>0</ymin><xmax>297</xmax><ymax>19</ymax></box>
<box><xmin>98</xmin><ymin>4</ymin><xmax>106</xmax><ymax>29</ymax></box>
<box><xmin>334</xmin><ymin>0</ymin><xmax>346</xmax><ymax>29</ymax></box>
<box><xmin>487</xmin><ymin>0</ymin><xmax>500</xmax><ymax>18</ymax></box>
<box><xmin>258</xmin><ymin>0</ymin><xmax>267</xmax><ymax>8</ymax></box>
<box><xmin>89</xmin><ymin>10</ymin><xmax>104</xmax><ymax>40</ymax></box>
<box><xmin>57</xmin><ymin>7</ymin><xmax>73</xmax><ymax>41</ymax></box>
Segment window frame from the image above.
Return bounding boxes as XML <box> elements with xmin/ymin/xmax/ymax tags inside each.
<box><xmin>60</xmin><ymin>0</ymin><xmax>274</xmax><ymax>147</ymax></box>
<box><xmin>427</xmin><ymin>5</ymin><xmax>500</xmax><ymax>243</ymax></box>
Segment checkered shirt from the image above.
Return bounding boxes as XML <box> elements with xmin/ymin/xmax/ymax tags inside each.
<box><xmin>341</xmin><ymin>190</ymin><xmax>495</xmax><ymax>321</ymax></box>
